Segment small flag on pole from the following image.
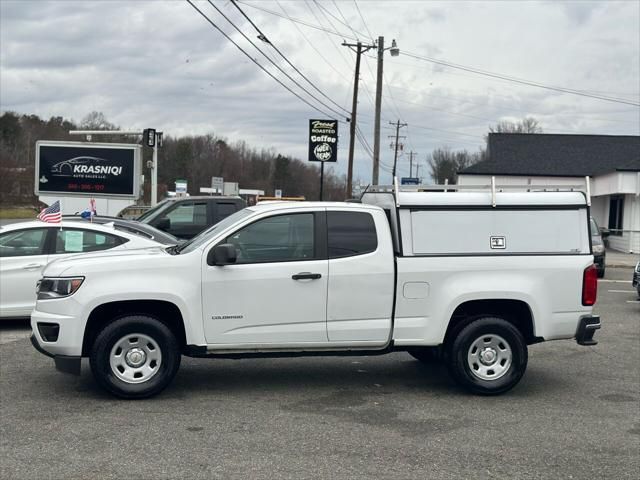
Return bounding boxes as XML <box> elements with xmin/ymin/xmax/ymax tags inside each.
<box><xmin>37</xmin><ymin>200</ymin><xmax>62</xmax><ymax>224</ymax></box>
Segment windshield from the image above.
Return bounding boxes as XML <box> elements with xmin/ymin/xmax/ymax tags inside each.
<box><xmin>136</xmin><ymin>198</ymin><xmax>172</xmax><ymax>223</ymax></box>
<box><xmin>177</xmin><ymin>208</ymin><xmax>253</xmax><ymax>254</ymax></box>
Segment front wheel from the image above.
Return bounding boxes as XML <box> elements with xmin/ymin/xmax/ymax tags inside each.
<box><xmin>447</xmin><ymin>317</ymin><xmax>528</xmax><ymax>395</ymax></box>
<box><xmin>89</xmin><ymin>315</ymin><xmax>181</xmax><ymax>399</ymax></box>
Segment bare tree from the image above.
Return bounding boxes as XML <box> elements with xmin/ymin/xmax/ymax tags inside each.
<box><xmin>428</xmin><ymin>147</ymin><xmax>483</xmax><ymax>184</ymax></box>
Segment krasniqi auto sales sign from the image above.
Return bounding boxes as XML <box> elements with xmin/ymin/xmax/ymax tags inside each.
<box><xmin>35</xmin><ymin>141</ymin><xmax>141</xmax><ymax>198</ymax></box>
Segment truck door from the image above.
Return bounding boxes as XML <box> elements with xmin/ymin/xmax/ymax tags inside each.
<box><xmin>326</xmin><ymin>210</ymin><xmax>395</xmax><ymax>344</ymax></box>
<box><xmin>202</xmin><ymin>211</ymin><xmax>329</xmax><ymax>345</ymax></box>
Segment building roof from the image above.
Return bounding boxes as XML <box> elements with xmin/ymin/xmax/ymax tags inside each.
<box><xmin>461</xmin><ymin>133</ymin><xmax>640</xmax><ymax>177</ymax></box>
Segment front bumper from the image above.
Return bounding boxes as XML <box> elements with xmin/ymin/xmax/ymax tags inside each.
<box><xmin>30</xmin><ymin>334</ymin><xmax>81</xmax><ymax>375</ymax></box>
<box><xmin>575</xmin><ymin>315</ymin><xmax>601</xmax><ymax>346</ymax></box>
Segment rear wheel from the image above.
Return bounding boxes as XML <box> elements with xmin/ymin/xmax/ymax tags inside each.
<box><xmin>89</xmin><ymin>315</ymin><xmax>181</xmax><ymax>399</ymax></box>
<box><xmin>447</xmin><ymin>317</ymin><xmax>527</xmax><ymax>395</ymax></box>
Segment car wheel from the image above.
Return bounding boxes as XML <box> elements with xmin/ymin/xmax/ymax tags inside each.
<box><xmin>447</xmin><ymin>317</ymin><xmax>528</xmax><ymax>395</ymax></box>
<box><xmin>597</xmin><ymin>267</ymin><xmax>605</xmax><ymax>278</ymax></box>
<box><xmin>89</xmin><ymin>315</ymin><xmax>181</xmax><ymax>399</ymax></box>
<box><xmin>407</xmin><ymin>346</ymin><xmax>442</xmax><ymax>363</ymax></box>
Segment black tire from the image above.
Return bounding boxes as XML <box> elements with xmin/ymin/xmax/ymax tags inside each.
<box><xmin>597</xmin><ymin>268</ymin><xmax>605</xmax><ymax>278</ymax></box>
<box><xmin>89</xmin><ymin>315</ymin><xmax>181</xmax><ymax>399</ymax></box>
<box><xmin>407</xmin><ymin>346</ymin><xmax>442</xmax><ymax>364</ymax></box>
<box><xmin>447</xmin><ymin>317</ymin><xmax>527</xmax><ymax>395</ymax></box>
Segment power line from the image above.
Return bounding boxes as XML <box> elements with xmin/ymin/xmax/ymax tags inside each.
<box><xmin>275</xmin><ymin>0</ymin><xmax>352</xmax><ymax>86</ymax></box>
<box><xmin>236</xmin><ymin>0</ymin><xmax>358</xmax><ymax>41</ymax></box>
<box><xmin>207</xmin><ymin>0</ymin><xmax>347</xmax><ymax>119</ymax></box>
<box><xmin>229</xmin><ymin>0</ymin><xmax>350</xmax><ymax>115</ymax></box>
<box><xmin>402</xmin><ymin>51</ymin><xmax>640</xmax><ymax>107</ymax></box>
<box><xmin>353</xmin><ymin>0</ymin><xmax>374</xmax><ymax>41</ymax></box>
<box><xmin>185</xmin><ymin>0</ymin><xmax>337</xmax><ymax>119</ymax></box>
<box><xmin>313</xmin><ymin>0</ymin><xmax>370</xmax><ymax>40</ymax></box>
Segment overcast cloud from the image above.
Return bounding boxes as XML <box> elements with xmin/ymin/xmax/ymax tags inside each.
<box><xmin>1</xmin><ymin>0</ymin><xmax>638</xmax><ymax>183</ymax></box>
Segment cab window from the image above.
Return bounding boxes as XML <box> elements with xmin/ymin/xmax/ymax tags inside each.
<box><xmin>166</xmin><ymin>202</ymin><xmax>207</xmax><ymax>228</ymax></box>
<box><xmin>0</xmin><ymin>228</ymin><xmax>48</xmax><ymax>257</ymax></box>
<box><xmin>327</xmin><ymin>211</ymin><xmax>377</xmax><ymax>258</ymax></box>
<box><xmin>225</xmin><ymin>213</ymin><xmax>314</xmax><ymax>264</ymax></box>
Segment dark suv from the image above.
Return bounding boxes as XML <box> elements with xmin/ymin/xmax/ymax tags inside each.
<box><xmin>136</xmin><ymin>196</ymin><xmax>246</xmax><ymax>239</ymax></box>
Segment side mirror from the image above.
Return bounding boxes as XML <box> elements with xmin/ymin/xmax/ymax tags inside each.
<box><xmin>599</xmin><ymin>228</ymin><xmax>610</xmax><ymax>238</ymax></box>
<box><xmin>207</xmin><ymin>243</ymin><xmax>237</xmax><ymax>266</ymax></box>
<box><xmin>156</xmin><ymin>217</ymin><xmax>170</xmax><ymax>231</ymax></box>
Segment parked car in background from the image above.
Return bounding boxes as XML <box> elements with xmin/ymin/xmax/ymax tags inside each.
<box><xmin>0</xmin><ymin>221</ymin><xmax>163</xmax><ymax>319</ymax></box>
<box><xmin>135</xmin><ymin>196</ymin><xmax>246</xmax><ymax>239</ymax></box>
<box><xmin>590</xmin><ymin>217</ymin><xmax>606</xmax><ymax>278</ymax></box>
<box><xmin>63</xmin><ymin>216</ymin><xmax>181</xmax><ymax>245</ymax></box>
<box><xmin>633</xmin><ymin>260</ymin><xmax>640</xmax><ymax>298</ymax></box>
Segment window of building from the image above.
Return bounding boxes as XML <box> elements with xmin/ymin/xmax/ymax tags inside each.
<box><xmin>608</xmin><ymin>195</ymin><xmax>624</xmax><ymax>236</ymax></box>
<box><xmin>327</xmin><ymin>211</ymin><xmax>377</xmax><ymax>259</ymax></box>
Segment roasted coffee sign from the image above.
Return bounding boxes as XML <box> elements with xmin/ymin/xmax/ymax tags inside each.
<box><xmin>35</xmin><ymin>141</ymin><xmax>141</xmax><ymax>197</ymax></box>
<box><xmin>308</xmin><ymin>119</ymin><xmax>338</xmax><ymax>163</ymax></box>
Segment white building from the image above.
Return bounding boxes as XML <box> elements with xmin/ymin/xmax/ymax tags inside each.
<box><xmin>458</xmin><ymin>134</ymin><xmax>640</xmax><ymax>253</ymax></box>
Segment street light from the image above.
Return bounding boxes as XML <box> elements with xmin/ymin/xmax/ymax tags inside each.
<box><xmin>372</xmin><ymin>37</ymin><xmax>400</xmax><ymax>186</ymax></box>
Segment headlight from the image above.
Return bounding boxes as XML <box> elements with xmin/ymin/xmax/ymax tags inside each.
<box><xmin>592</xmin><ymin>244</ymin><xmax>604</xmax><ymax>254</ymax></box>
<box><xmin>37</xmin><ymin>277</ymin><xmax>84</xmax><ymax>300</ymax></box>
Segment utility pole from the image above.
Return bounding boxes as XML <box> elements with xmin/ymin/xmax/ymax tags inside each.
<box><xmin>343</xmin><ymin>41</ymin><xmax>374</xmax><ymax>198</ymax></box>
<box><xmin>389</xmin><ymin>120</ymin><xmax>407</xmax><ymax>178</ymax></box>
<box><xmin>373</xmin><ymin>38</ymin><xmax>399</xmax><ymax>186</ymax></box>
<box><xmin>415</xmin><ymin>162</ymin><xmax>420</xmax><ymax>181</ymax></box>
<box><xmin>372</xmin><ymin>36</ymin><xmax>384</xmax><ymax>186</ymax></box>
<box><xmin>408</xmin><ymin>151</ymin><xmax>417</xmax><ymax>177</ymax></box>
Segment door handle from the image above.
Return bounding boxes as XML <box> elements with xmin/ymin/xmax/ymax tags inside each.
<box><xmin>22</xmin><ymin>263</ymin><xmax>44</xmax><ymax>270</ymax></box>
<box><xmin>292</xmin><ymin>272</ymin><xmax>322</xmax><ymax>280</ymax></box>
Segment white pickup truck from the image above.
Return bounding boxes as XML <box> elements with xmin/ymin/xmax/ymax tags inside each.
<box><xmin>31</xmin><ymin>186</ymin><xmax>601</xmax><ymax>398</ymax></box>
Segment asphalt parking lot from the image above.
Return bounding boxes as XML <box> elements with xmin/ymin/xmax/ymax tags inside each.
<box><xmin>1</xmin><ymin>268</ymin><xmax>638</xmax><ymax>480</ymax></box>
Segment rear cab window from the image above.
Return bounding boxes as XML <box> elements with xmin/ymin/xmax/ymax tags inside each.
<box><xmin>327</xmin><ymin>211</ymin><xmax>377</xmax><ymax>258</ymax></box>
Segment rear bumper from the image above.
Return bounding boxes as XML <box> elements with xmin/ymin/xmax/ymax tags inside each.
<box><xmin>575</xmin><ymin>315</ymin><xmax>601</xmax><ymax>346</ymax></box>
<box><xmin>30</xmin><ymin>334</ymin><xmax>81</xmax><ymax>375</ymax></box>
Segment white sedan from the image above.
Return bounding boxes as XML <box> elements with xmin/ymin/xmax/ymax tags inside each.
<box><xmin>0</xmin><ymin>221</ymin><xmax>165</xmax><ymax>319</ymax></box>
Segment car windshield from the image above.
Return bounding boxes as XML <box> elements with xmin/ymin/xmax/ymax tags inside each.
<box><xmin>136</xmin><ymin>199</ymin><xmax>172</xmax><ymax>223</ymax></box>
<box><xmin>176</xmin><ymin>208</ymin><xmax>253</xmax><ymax>254</ymax></box>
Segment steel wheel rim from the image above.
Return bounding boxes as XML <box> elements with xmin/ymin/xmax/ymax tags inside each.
<box><xmin>109</xmin><ymin>333</ymin><xmax>162</xmax><ymax>384</ymax></box>
<box><xmin>467</xmin><ymin>333</ymin><xmax>512</xmax><ymax>381</ymax></box>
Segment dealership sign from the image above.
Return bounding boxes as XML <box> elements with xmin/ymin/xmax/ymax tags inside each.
<box><xmin>308</xmin><ymin>119</ymin><xmax>338</xmax><ymax>163</ymax></box>
<box><xmin>35</xmin><ymin>141</ymin><xmax>141</xmax><ymax>198</ymax></box>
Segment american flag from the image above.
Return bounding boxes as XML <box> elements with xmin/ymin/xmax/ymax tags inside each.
<box><xmin>37</xmin><ymin>200</ymin><xmax>62</xmax><ymax>223</ymax></box>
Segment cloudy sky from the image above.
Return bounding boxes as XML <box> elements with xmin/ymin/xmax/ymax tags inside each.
<box><xmin>1</xmin><ymin>0</ymin><xmax>639</xmax><ymax>184</ymax></box>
